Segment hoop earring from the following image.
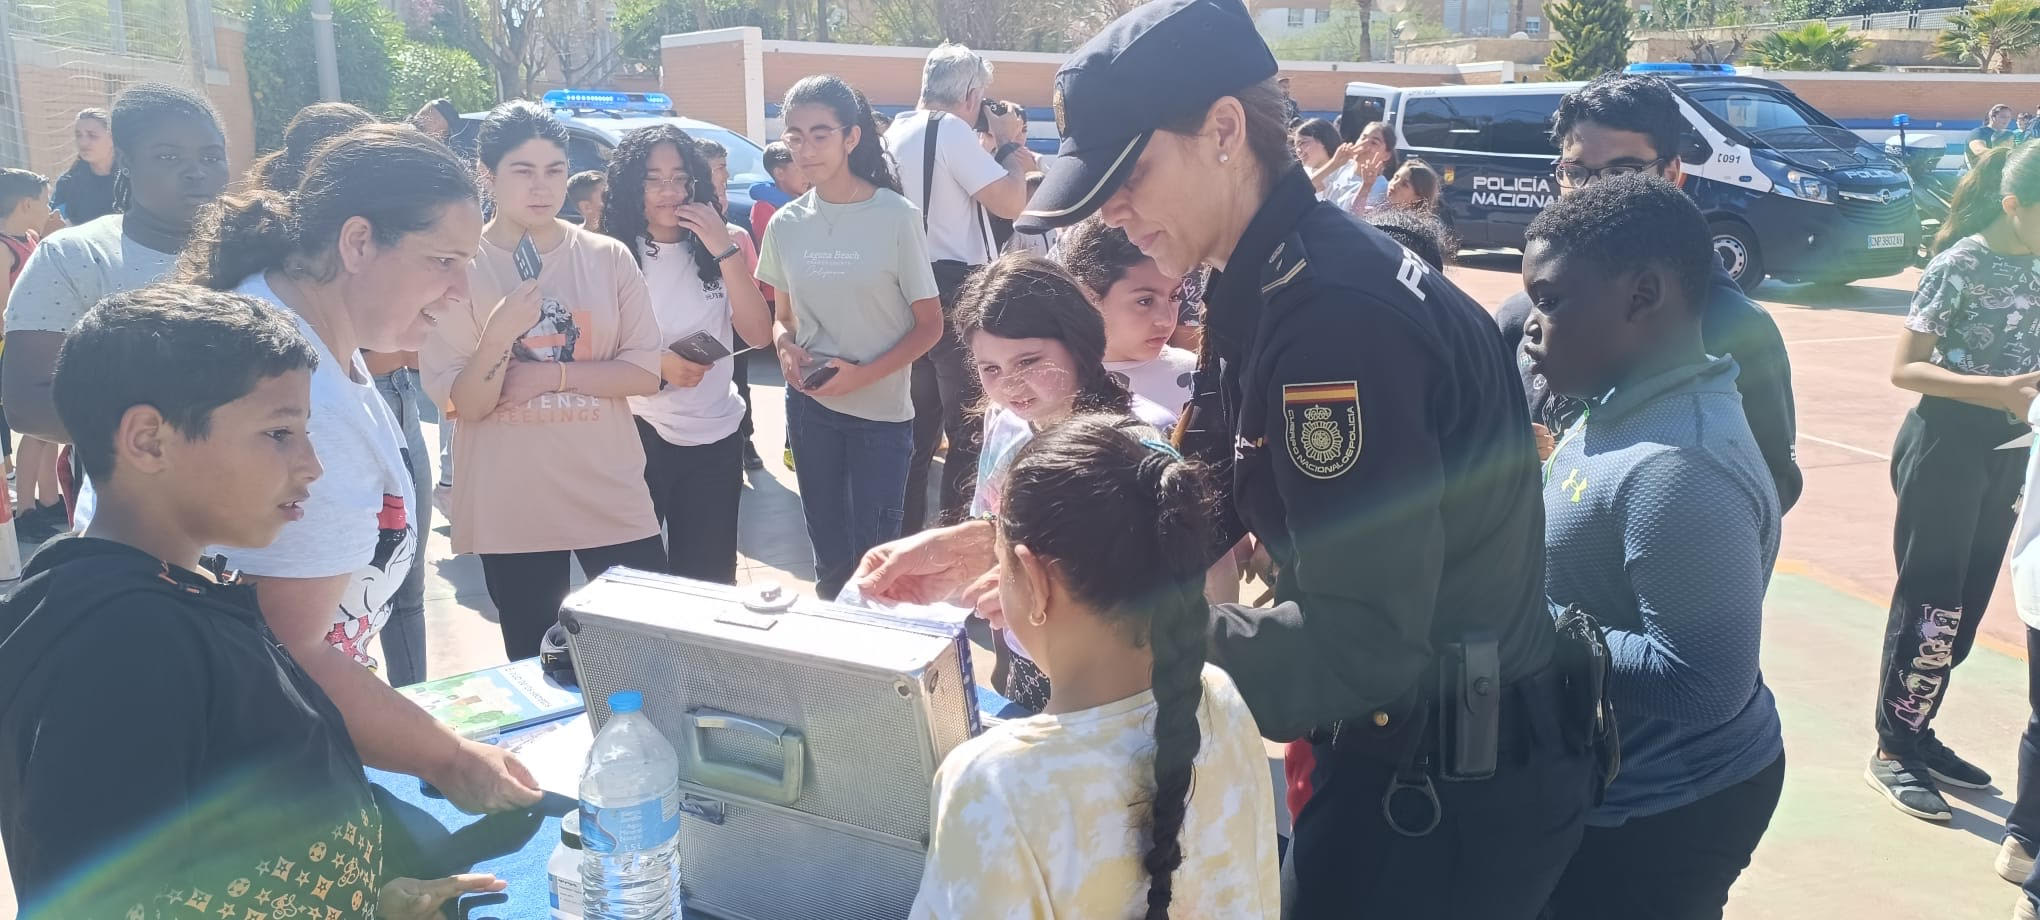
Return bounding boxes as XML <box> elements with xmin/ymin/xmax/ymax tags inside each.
<box><xmin>1028</xmin><ymin>609</ymin><xmax>1047</xmax><ymax>627</ymax></box>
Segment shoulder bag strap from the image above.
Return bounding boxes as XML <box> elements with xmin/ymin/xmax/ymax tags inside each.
<box><xmin>922</xmin><ymin>111</ymin><xmax>940</xmax><ymax>233</ymax></box>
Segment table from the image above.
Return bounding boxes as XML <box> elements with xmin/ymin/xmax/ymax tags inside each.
<box><xmin>368</xmin><ymin>686</ymin><xmax>1018</xmax><ymax>919</ymax></box>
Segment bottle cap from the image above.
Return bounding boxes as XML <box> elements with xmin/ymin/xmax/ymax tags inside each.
<box><xmin>560</xmin><ymin>810</ymin><xmax>582</xmax><ymax>849</ymax></box>
<box><xmin>608</xmin><ymin>690</ymin><xmax>644</xmax><ymax>714</ymax></box>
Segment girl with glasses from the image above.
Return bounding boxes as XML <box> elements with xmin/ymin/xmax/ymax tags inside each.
<box><xmin>755</xmin><ymin>75</ymin><xmax>943</xmax><ymax>600</ymax></box>
<box><xmin>601</xmin><ymin>125</ymin><xmax>774</xmax><ymax>583</ymax></box>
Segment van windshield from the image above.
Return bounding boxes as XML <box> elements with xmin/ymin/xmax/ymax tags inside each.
<box><xmin>1686</xmin><ymin>87</ymin><xmax>1855</xmax><ymax>151</ymax></box>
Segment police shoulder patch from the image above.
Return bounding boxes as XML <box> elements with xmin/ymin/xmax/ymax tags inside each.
<box><xmin>1282</xmin><ymin>380</ymin><xmax>1361</xmax><ymax>479</ymax></box>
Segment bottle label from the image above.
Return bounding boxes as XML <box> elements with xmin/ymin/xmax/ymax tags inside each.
<box><xmin>579</xmin><ymin>790</ymin><xmax>681</xmax><ymax>853</ymax></box>
<box><xmin>551</xmin><ymin>871</ymin><xmax>585</xmax><ymax>917</ymax></box>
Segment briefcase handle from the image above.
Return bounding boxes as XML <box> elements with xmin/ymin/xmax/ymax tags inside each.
<box><xmin>683</xmin><ymin>708</ymin><xmax>806</xmax><ymax>806</ymax></box>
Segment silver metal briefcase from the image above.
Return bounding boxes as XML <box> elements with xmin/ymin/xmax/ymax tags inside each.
<box><xmin>559</xmin><ymin>569</ymin><xmax>981</xmax><ymax>920</ymax></box>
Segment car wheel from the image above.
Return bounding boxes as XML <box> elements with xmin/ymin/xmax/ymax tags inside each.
<box><xmin>1710</xmin><ymin>220</ymin><xmax>1765</xmax><ymax>294</ymax></box>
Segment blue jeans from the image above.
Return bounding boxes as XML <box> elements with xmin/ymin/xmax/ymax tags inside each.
<box><xmin>373</xmin><ymin>367</ymin><xmax>434</xmax><ymax>686</ymax></box>
<box><xmin>786</xmin><ymin>391</ymin><xmax>911</xmax><ymax>600</ymax></box>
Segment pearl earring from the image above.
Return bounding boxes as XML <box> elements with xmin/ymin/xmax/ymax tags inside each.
<box><xmin>1219</xmin><ymin>153</ymin><xmax>1230</xmax><ymax>163</ymax></box>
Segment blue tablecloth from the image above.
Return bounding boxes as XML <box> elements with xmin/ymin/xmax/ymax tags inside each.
<box><xmin>369</xmin><ymin>685</ymin><xmax>1018</xmax><ymax>919</ymax></box>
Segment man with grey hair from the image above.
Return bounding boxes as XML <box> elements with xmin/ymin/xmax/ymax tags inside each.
<box><xmin>886</xmin><ymin>42</ymin><xmax>1038</xmax><ymax>532</ymax></box>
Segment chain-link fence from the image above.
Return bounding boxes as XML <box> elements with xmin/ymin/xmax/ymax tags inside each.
<box><xmin>0</xmin><ymin>0</ymin><xmax>219</xmax><ymax>175</ymax></box>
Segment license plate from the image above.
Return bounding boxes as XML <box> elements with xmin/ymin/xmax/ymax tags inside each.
<box><xmin>1868</xmin><ymin>233</ymin><xmax>1906</xmax><ymax>249</ymax></box>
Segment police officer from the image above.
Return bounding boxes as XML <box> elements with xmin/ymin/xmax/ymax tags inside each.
<box><xmin>854</xmin><ymin>1</ymin><xmax>1598</xmax><ymax>916</ymax></box>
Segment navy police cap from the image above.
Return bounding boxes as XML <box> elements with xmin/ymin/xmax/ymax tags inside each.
<box><xmin>1015</xmin><ymin>0</ymin><xmax>1278</xmax><ymax>233</ymax></box>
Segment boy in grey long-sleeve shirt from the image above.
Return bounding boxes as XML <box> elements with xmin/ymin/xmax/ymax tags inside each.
<box><xmin>1520</xmin><ymin>175</ymin><xmax>1785</xmax><ymax>920</ymax></box>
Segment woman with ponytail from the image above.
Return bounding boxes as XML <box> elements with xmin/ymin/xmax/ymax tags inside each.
<box><xmin>176</xmin><ymin>123</ymin><xmax>545</xmax><ymax>817</ymax></box>
<box><xmin>755</xmin><ymin>75</ymin><xmax>943</xmax><ymax>600</ymax></box>
<box><xmin>909</xmin><ymin>415</ymin><xmax>1279</xmax><ymax>920</ymax></box>
<box><xmin>1868</xmin><ymin>141</ymin><xmax>2040</xmax><ymax>823</ymax></box>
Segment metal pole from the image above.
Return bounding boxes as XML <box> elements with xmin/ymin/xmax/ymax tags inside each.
<box><xmin>310</xmin><ymin>0</ymin><xmax>341</xmax><ymax>101</ymax></box>
<box><xmin>0</xmin><ymin>0</ymin><xmax>28</xmax><ymax>169</ymax></box>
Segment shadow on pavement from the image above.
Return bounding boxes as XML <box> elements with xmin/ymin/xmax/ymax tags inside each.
<box><xmin>1759</xmin><ymin>280</ymin><xmax>1915</xmax><ymax>314</ymax></box>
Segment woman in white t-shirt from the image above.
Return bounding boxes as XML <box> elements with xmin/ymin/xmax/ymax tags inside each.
<box><xmin>1057</xmin><ymin>216</ymin><xmax>1198</xmax><ymax>418</ymax></box>
<box><xmin>601</xmin><ymin>125</ymin><xmax>774</xmax><ymax>583</ymax></box>
<box><xmin>175</xmin><ymin>124</ymin><xmax>543</xmax><ymax>814</ymax></box>
<box><xmin>910</xmin><ymin>415</ymin><xmax>1280</xmax><ymax>920</ymax></box>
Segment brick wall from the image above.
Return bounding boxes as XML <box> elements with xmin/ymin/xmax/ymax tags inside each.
<box><xmin>664</xmin><ymin>31</ymin><xmax>1475</xmax><ymax>138</ymax></box>
<box><xmin>662</xmin><ymin>28</ymin><xmax>762</xmax><ymax>142</ymax></box>
<box><xmin>8</xmin><ymin>23</ymin><xmax>257</xmax><ymax>181</ymax></box>
<box><xmin>206</xmin><ymin>19</ymin><xmax>257</xmax><ymax>175</ymax></box>
<box><xmin>1766</xmin><ymin>72</ymin><xmax>2040</xmax><ymax>125</ymax></box>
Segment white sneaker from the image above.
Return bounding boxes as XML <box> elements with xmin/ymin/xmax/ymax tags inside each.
<box><xmin>2006</xmin><ymin>838</ymin><xmax>2038</xmax><ymax>885</ymax></box>
<box><xmin>2015</xmin><ymin>893</ymin><xmax>2037</xmax><ymax>920</ymax></box>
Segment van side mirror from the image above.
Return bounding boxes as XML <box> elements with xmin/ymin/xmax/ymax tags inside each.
<box><xmin>1680</xmin><ymin>131</ymin><xmax>1713</xmax><ymax>166</ymax></box>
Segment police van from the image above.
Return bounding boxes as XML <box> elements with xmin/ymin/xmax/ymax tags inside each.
<box><xmin>461</xmin><ymin>89</ymin><xmax>771</xmax><ymax>230</ymax></box>
<box><xmin>1344</xmin><ymin>64</ymin><xmax>1918</xmax><ymax>290</ymax></box>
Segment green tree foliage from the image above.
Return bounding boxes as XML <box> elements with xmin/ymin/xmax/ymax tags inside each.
<box><xmin>614</xmin><ymin>0</ymin><xmax>781</xmax><ymax>70</ymax></box>
<box><xmin>1934</xmin><ymin>0</ymin><xmax>2040</xmax><ymax>72</ymax></box>
<box><xmin>244</xmin><ymin>0</ymin><xmax>402</xmax><ymax>150</ymax></box>
<box><xmin>388</xmin><ymin>41</ymin><xmax>496</xmax><ymax>119</ymax></box>
<box><xmin>1545</xmin><ymin>0</ymin><xmax>1632</xmax><ymax>79</ymax></box>
<box><xmin>1746</xmin><ymin>21</ymin><xmax>1877</xmax><ymax>68</ymax></box>
<box><xmin>1634</xmin><ymin>0</ymin><xmax>1756</xmax><ymax>30</ymax></box>
<box><xmin>1774</xmin><ymin>0</ymin><xmax>1922</xmax><ymax>19</ymax></box>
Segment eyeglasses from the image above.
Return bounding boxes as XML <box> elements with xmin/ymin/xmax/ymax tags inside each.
<box><xmin>642</xmin><ymin>175</ymin><xmax>692</xmax><ymax>192</ymax></box>
<box><xmin>780</xmin><ymin>125</ymin><xmax>842</xmax><ymax>150</ymax></box>
<box><xmin>1553</xmin><ymin>158</ymin><xmax>1667</xmax><ymax>188</ymax></box>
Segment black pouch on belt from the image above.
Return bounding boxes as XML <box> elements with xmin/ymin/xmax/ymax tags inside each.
<box><xmin>1436</xmin><ymin>636</ymin><xmax>1501</xmax><ymax>781</ymax></box>
<box><xmin>1553</xmin><ymin>603</ymin><xmax>1620</xmax><ymax>802</ymax></box>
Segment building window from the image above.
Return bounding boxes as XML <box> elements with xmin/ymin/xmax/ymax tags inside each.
<box><xmin>1524</xmin><ymin>16</ymin><xmax>1541</xmax><ymax>32</ymax></box>
<box><xmin>1287</xmin><ymin>8</ymin><xmax>1304</xmax><ymax>27</ymax></box>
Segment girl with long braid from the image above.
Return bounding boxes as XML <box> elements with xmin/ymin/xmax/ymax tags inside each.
<box><xmin>909</xmin><ymin>415</ymin><xmax>1279</xmax><ymax>919</ymax></box>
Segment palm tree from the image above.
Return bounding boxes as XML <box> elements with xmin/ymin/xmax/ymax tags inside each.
<box><xmin>1935</xmin><ymin>0</ymin><xmax>2040</xmax><ymax>74</ymax></box>
<box><xmin>1746</xmin><ymin>21</ymin><xmax>1877</xmax><ymax>70</ymax></box>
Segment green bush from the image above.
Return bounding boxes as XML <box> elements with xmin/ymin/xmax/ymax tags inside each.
<box><xmin>244</xmin><ymin>0</ymin><xmax>402</xmax><ymax>150</ymax></box>
<box><xmin>388</xmin><ymin>41</ymin><xmax>495</xmax><ymax>120</ymax></box>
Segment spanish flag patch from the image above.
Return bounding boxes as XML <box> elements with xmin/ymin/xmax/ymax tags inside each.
<box><xmin>1282</xmin><ymin>381</ymin><xmax>1361</xmax><ymax>479</ymax></box>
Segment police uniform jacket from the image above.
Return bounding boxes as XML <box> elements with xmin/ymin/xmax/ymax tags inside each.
<box><xmin>1192</xmin><ymin>167</ymin><xmax>1556</xmax><ymax>742</ymax></box>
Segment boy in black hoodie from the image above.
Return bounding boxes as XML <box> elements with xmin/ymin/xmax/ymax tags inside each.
<box><xmin>0</xmin><ymin>284</ymin><xmax>502</xmax><ymax>918</ymax></box>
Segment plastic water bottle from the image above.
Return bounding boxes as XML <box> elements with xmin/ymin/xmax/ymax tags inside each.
<box><xmin>580</xmin><ymin>690</ymin><xmax>681</xmax><ymax>920</ymax></box>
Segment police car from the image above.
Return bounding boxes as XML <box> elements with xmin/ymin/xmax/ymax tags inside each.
<box><xmin>461</xmin><ymin>89</ymin><xmax>771</xmax><ymax>231</ymax></box>
<box><xmin>1345</xmin><ymin>63</ymin><xmax>1918</xmax><ymax>290</ymax></box>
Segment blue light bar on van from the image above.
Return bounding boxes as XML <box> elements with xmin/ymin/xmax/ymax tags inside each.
<box><xmin>1624</xmin><ymin>62</ymin><xmax>1737</xmax><ymax>75</ymax></box>
<box><xmin>542</xmin><ymin>89</ymin><xmax>675</xmax><ymax>113</ymax></box>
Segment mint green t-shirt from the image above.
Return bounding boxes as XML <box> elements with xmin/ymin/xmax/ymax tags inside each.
<box><xmin>754</xmin><ymin>187</ymin><xmax>941</xmax><ymax>422</ymax></box>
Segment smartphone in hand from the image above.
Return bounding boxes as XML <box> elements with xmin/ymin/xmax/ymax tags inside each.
<box><xmin>513</xmin><ymin>233</ymin><xmax>542</xmax><ymax>282</ymax></box>
<box><xmin>669</xmin><ymin>330</ymin><xmax>731</xmax><ymax>365</ymax></box>
<box><xmin>799</xmin><ymin>354</ymin><xmax>842</xmax><ymax>390</ymax></box>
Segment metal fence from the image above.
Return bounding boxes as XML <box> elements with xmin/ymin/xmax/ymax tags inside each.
<box><xmin>1829</xmin><ymin>5</ymin><xmax>1961</xmax><ymax>32</ymax></box>
<box><xmin>0</xmin><ymin>0</ymin><xmax>217</xmax><ymax>172</ymax></box>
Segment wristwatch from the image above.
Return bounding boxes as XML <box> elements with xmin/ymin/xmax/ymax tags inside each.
<box><xmin>714</xmin><ymin>242</ymin><xmax>742</xmax><ymax>263</ymax></box>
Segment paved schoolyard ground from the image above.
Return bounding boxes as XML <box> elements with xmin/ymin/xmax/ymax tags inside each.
<box><xmin>2</xmin><ymin>258</ymin><xmax>2031</xmax><ymax>918</ymax></box>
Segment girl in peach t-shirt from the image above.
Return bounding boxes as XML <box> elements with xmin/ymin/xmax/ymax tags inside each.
<box><xmin>421</xmin><ymin>101</ymin><xmax>664</xmax><ymax>660</ymax></box>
